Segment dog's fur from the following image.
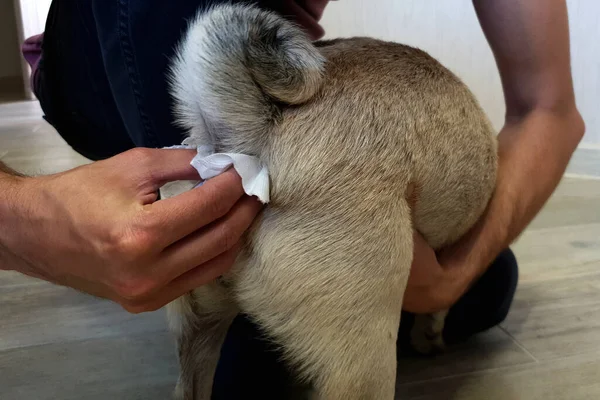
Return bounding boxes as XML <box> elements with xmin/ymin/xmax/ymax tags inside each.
<box><xmin>165</xmin><ymin>4</ymin><xmax>497</xmax><ymax>399</ymax></box>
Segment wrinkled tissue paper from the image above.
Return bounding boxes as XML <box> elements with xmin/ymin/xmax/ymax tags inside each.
<box><xmin>160</xmin><ymin>144</ymin><xmax>270</xmax><ymax>204</ymax></box>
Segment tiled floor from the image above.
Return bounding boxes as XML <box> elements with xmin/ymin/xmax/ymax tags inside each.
<box><xmin>1</xmin><ymin>100</ymin><xmax>600</xmax><ymax>399</ymax></box>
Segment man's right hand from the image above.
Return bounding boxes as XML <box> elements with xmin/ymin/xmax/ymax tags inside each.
<box><xmin>0</xmin><ymin>148</ymin><xmax>262</xmax><ymax>313</ymax></box>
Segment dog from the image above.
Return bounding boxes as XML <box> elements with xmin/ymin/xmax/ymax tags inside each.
<box><xmin>164</xmin><ymin>4</ymin><xmax>497</xmax><ymax>399</ymax></box>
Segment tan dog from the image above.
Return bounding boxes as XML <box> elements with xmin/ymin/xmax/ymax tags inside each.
<box><xmin>164</xmin><ymin>4</ymin><xmax>497</xmax><ymax>399</ymax></box>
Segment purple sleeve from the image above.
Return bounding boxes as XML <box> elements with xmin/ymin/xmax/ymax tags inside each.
<box><xmin>21</xmin><ymin>33</ymin><xmax>44</xmax><ymax>93</ymax></box>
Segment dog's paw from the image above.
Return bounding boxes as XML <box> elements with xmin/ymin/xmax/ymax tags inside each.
<box><xmin>410</xmin><ymin>311</ymin><xmax>448</xmax><ymax>355</ymax></box>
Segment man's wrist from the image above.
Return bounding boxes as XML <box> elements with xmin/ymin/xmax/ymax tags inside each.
<box><xmin>439</xmin><ymin>212</ymin><xmax>501</xmax><ymax>283</ymax></box>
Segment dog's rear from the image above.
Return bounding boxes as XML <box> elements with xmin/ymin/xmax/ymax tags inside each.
<box><xmin>166</xmin><ymin>4</ymin><xmax>497</xmax><ymax>400</ymax></box>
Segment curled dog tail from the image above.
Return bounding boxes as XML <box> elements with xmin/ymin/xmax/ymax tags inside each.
<box><xmin>169</xmin><ymin>3</ymin><xmax>325</xmax><ymax>151</ymax></box>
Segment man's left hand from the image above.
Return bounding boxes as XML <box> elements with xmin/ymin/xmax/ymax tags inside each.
<box><xmin>402</xmin><ymin>231</ymin><xmax>474</xmax><ymax>314</ymax></box>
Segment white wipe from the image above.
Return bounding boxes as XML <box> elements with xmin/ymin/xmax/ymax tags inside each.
<box><xmin>162</xmin><ymin>144</ymin><xmax>270</xmax><ymax>204</ymax></box>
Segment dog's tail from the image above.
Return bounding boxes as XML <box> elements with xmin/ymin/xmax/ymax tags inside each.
<box><xmin>169</xmin><ymin>4</ymin><xmax>325</xmax><ymax>152</ymax></box>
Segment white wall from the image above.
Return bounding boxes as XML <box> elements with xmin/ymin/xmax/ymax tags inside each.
<box><xmin>0</xmin><ymin>0</ymin><xmax>22</xmax><ymax>79</ymax></box>
<box><xmin>9</xmin><ymin>0</ymin><xmax>52</xmax><ymax>97</ymax></box>
<box><xmin>321</xmin><ymin>0</ymin><xmax>600</xmax><ymax>147</ymax></box>
<box><xmin>568</xmin><ymin>0</ymin><xmax>600</xmax><ymax>147</ymax></box>
<box><xmin>14</xmin><ymin>0</ymin><xmax>51</xmax><ymax>40</ymax></box>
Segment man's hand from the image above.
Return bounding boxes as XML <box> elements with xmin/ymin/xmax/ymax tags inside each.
<box><xmin>0</xmin><ymin>148</ymin><xmax>262</xmax><ymax>313</ymax></box>
<box><xmin>277</xmin><ymin>0</ymin><xmax>331</xmax><ymax>40</ymax></box>
<box><xmin>403</xmin><ymin>232</ymin><xmax>472</xmax><ymax>314</ymax></box>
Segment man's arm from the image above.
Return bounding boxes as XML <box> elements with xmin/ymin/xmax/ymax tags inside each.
<box><xmin>404</xmin><ymin>0</ymin><xmax>584</xmax><ymax>313</ymax></box>
<box><xmin>0</xmin><ymin>150</ymin><xmax>261</xmax><ymax>313</ymax></box>
<box><xmin>460</xmin><ymin>0</ymin><xmax>584</xmax><ymax>268</ymax></box>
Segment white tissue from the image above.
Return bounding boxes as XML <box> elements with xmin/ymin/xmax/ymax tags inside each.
<box><xmin>162</xmin><ymin>144</ymin><xmax>270</xmax><ymax>204</ymax></box>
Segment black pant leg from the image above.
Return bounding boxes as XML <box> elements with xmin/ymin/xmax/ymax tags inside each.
<box><xmin>38</xmin><ymin>0</ymin><xmax>135</xmax><ymax>161</ymax></box>
<box><xmin>442</xmin><ymin>248</ymin><xmax>519</xmax><ymax>344</ymax></box>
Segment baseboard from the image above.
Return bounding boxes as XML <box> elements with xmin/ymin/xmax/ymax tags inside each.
<box><xmin>565</xmin><ymin>145</ymin><xmax>600</xmax><ymax>179</ymax></box>
<box><xmin>0</xmin><ymin>76</ymin><xmax>27</xmax><ymax>101</ymax></box>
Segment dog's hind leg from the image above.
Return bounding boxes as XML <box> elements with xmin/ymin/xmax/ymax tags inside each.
<box><xmin>167</xmin><ymin>283</ymin><xmax>238</xmax><ymax>400</ymax></box>
<box><xmin>236</xmin><ymin>200</ymin><xmax>413</xmax><ymax>400</ymax></box>
<box><xmin>410</xmin><ymin>310</ymin><xmax>449</xmax><ymax>355</ymax></box>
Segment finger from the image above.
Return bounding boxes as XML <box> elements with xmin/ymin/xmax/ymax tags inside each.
<box><xmin>157</xmin><ymin>195</ymin><xmax>262</xmax><ymax>282</ymax></box>
<box><xmin>296</xmin><ymin>0</ymin><xmax>329</xmax><ymax>20</ymax></box>
<box><xmin>123</xmin><ymin>245</ymin><xmax>239</xmax><ymax>313</ymax></box>
<box><xmin>282</xmin><ymin>1</ymin><xmax>326</xmax><ymax>39</ymax></box>
<box><xmin>125</xmin><ymin>148</ymin><xmax>200</xmax><ymax>185</ymax></box>
<box><xmin>148</xmin><ymin>169</ymin><xmax>247</xmax><ymax>245</ymax></box>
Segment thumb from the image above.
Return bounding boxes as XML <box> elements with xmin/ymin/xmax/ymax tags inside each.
<box><xmin>125</xmin><ymin>147</ymin><xmax>201</xmax><ymax>187</ymax></box>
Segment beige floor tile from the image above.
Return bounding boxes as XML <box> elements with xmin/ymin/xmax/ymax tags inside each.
<box><xmin>0</xmin><ymin>278</ymin><xmax>168</xmax><ymax>352</ymax></box>
<box><xmin>0</xmin><ymin>333</ymin><xmax>178</xmax><ymax>400</ymax></box>
<box><xmin>396</xmin><ymin>351</ymin><xmax>600</xmax><ymax>400</ymax></box>
<box><xmin>396</xmin><ymin>327</ymin><xmax>536</xmax><ymax>384</ymax></box>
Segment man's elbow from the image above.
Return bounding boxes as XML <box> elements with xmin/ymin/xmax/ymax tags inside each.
<box><xmin>508</xmin><ymin>94</ymin><xmax>586</xmax><ymax>144</ymax></box>
<box><xmin>571</xmin><ymin>108</ymin><xmax>586</xmax><ymax>142</ymax></box>
<box><xmin>550</xmin><ymin>104</ymin><xmax>586</xmax><ymax>149</ymax></box>
<box><xmin>556</xmin><ymin>103</ymin><xmax>586</xmax><ymax>144</ymax></box>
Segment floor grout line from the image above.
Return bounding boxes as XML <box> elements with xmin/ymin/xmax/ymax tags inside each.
<box><xmin>0</xmin><ymin>326</ymin><xmax>174</xmax><ymax>355</ymax></box>
<box><xmin>397</xmin><ymin>358</ymin><xmax>539</xmax><ymax>387</ymax></box>
<box><xmin>397</xmin><ymin>348</ymin><xmax>600</xmax><ymax>389</ymax></box>
<box><xmin>498</xmin><ymin>326</ymin><xmax>539</xmax><ymax>363</ymax></box>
